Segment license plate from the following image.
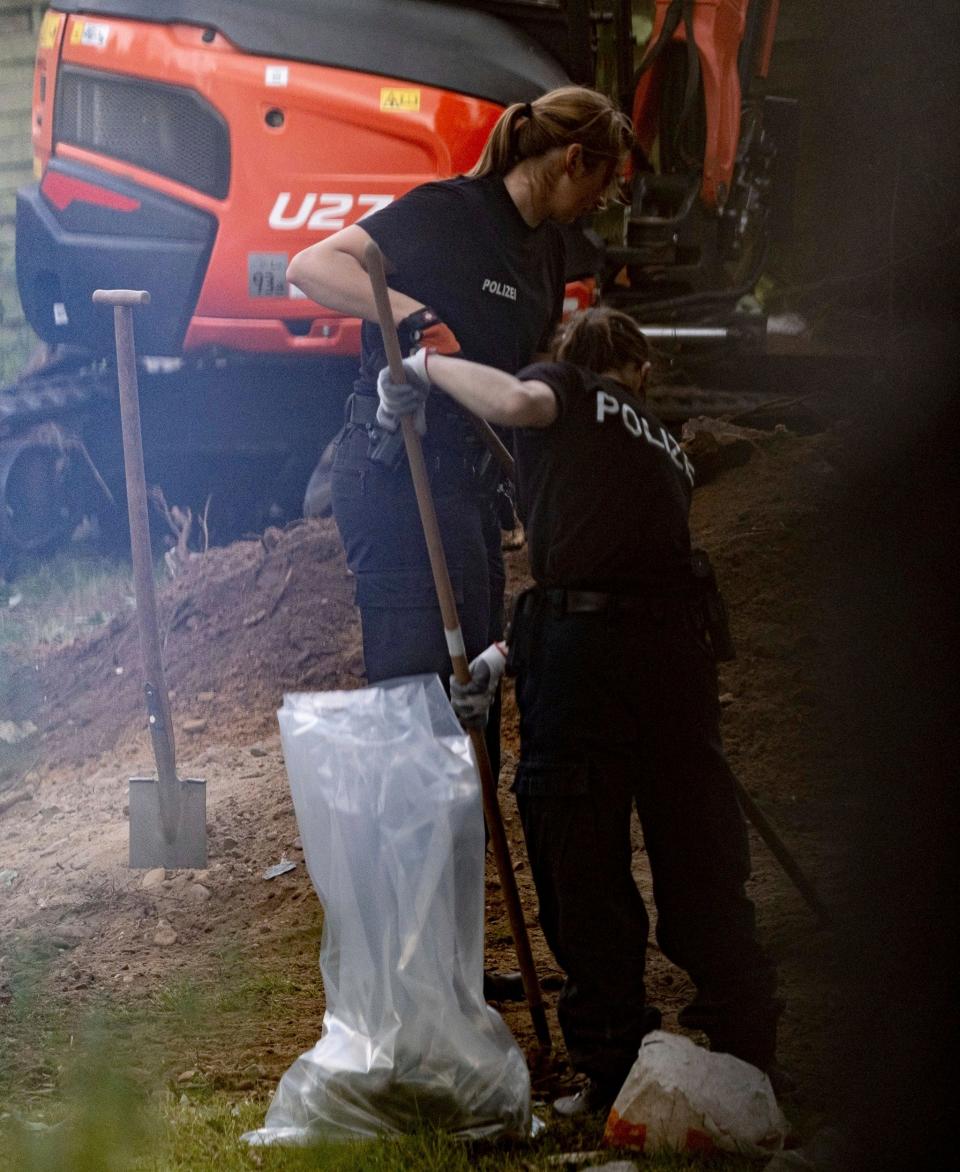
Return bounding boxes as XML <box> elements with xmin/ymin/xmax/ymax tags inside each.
<box><xmin>248</xmin><ymin>252</ymin><xmax>288</xmax><ymax>298</ymax></box>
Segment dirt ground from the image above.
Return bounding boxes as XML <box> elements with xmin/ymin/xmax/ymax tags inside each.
<box><xmin>1</xmin><ymin>393</ymin><xmax>857</xmax><ymax>1129</ymax></box>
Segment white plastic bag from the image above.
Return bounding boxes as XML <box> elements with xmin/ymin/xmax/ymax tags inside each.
<box><xmin>243</xmin><ymin>675</ymin><xmax>531</xmax><ymax>1145</ymax></box>
<box><xmin>603</xmin><ymin>1031</ymin><xmax>789</xmax><ymax>1157</ymax></box>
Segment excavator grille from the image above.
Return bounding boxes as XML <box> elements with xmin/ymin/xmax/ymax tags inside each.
<box><xmin>53</xmin><ymin>66</ymin><xmax>231</xmax><ymax>199</ymax></box>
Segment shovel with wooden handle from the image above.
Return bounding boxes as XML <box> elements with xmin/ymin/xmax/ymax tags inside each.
<box><xmin>92</xmin><ymin>289</ymin><xmax>206</xmax><ymax>869</ymax></box>
<box><xmin>363</xmin><ymin>242</ymin><xmax>550</xmax><ymax>1050</ymax></box>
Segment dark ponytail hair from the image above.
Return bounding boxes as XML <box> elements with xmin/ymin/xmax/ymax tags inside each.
<box><xmin>467</xmin><ymin>85</ymin><xmax>633</xmax><ymax>177</ymax></box>
<box><xmin>552</xmin><ymin>306</ymin><xmax>650</xmax><ymax>373</ymax></box>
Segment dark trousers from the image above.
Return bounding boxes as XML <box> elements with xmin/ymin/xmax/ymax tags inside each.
<box><xmin>510</xmin><ymin>590</ymin><xmax>779</xmax><ymax>1084</ymax></box>
<box><xmin>331</xmin><ymin>424</ymin><xmax>505</xmax><ymax>770</ymax></box>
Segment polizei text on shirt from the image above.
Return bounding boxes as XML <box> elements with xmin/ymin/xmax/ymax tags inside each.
<box><xmin>596</xmin><ymin>390</ymin><xmax>695</xmax><ymax>486</ymax></box>
<box><xmin>482</xmin><ymin>278</ymin><xmax>518</xmax><ymax>301</ymax></box>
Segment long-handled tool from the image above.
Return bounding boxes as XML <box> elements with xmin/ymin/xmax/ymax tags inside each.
<box><xmin>734</xmin><ymin>780</ymin><xmax>832</xmax><ymax>927</ymax></box>
<box><xmin>364</xmin><ymin>242</ymin><xmax>550</xmax><ymax>1050</ymax></box>
<box><xmin>92</xmin><ymin>289</ymin><xmax>206</xmax><ymax>869</ymax></box>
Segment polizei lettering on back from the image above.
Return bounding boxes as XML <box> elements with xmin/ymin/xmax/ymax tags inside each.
<box><xmin>596</xmin><ymin>390</ymin><xmax>695</xmax><ymax>485</ymax></box>
<box><xmin>481</xmin><ymin>278</ymin><xmax>518</xmax><ymax>301</ymax></box>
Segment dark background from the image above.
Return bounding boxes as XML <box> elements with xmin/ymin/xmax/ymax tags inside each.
<box><xmin>799</xmin><ymin>3</ymin><xmax>958</xmax><ymax>1166</ymax></box>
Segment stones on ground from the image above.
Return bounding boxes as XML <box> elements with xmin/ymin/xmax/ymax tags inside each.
<box><xmin>183</xmin><ymin>718</ymin><xmax>207</xmax><ymax>735</ymax></box>
<box><xmin>198</xmin><ymin>691</ymin><xmax>215</xmax><ymax>703</ymax></box>
<box><xmin>262</xmin><ymin>860</ymin><xmax>296</xmax><ymax>880</ymax></box>
<box><xmin>0</xmin><ymin>720</ymin><xmax>37</xmax><ymax>745</ymax></box>
<box><xmin>681</xmin><ymin>416</ymin><xmax>769</xmax><ymax>484</ymax></box>
<box><xmin>141</xmin><ymin>867</ymin><xmax>167</xmax><ymax>889</ymax></box>
<box><xmin>719</xmin><ymin>692</ymin><xmax>735</xmax><ymax>707</ymax></box>
<box><xmin>249</xmin><ymin>747</ymin><xmax>268</xmax><ymax>758</ymax></box>
<box><xmin>153</xmin><ymin>919</ymin><xmax>178</xmax><ymax>946</ymax></box>
<box><xmin>49</xmin><ymin>922</ymin><xmax>92</xmax><ymax>949</ymax></box>
<box><xmin>184</xmin><ymin>883</ymin><xmax>211</xmax><ymax>903</ymax></box>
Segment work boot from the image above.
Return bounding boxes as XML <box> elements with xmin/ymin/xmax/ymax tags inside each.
<box><xmin>483</xmin><ymin>969</ymin><xmax>525</xmax><ymax>1002</ymax></box>
<box><xmin>553</xmin><ymin>1077</ymin><xmax>622</xmax><ymax>1118</ymax></box>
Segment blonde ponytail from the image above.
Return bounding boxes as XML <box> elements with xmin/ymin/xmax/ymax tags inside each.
<box><xmin>467</xmin><ymin>86</ymin><xmax>632</xmax><ymax>177</ymax></box>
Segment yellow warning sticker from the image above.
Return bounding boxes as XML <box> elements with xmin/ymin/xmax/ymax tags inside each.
<box><xmin>39</xmin><ymin>12</ymin><xmax>62</xmax><ymax>50</ymax></box>
<box><xmin>380</xmin><ymin>88</ymin><xmax>421</xmax><ymax>112</ymax></box>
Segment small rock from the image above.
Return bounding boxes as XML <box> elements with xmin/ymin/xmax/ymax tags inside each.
<box><xmin>583</xmin><ymin>1164</ymin><xmax>639</xmax><ymax>1172</ymax></box>
<box><xmin>183</xmin><ymin>718</ymin><xmax>207</xmax><ymax>735</ymax></box>
<box><xmin>141</xmin><ymin>867</ymin><xmax>167</xmax><ymax>890</ymax></box>
<box><xmin>262</xmin><ymin>860</ymin><xmax>297</xmax><ymax>880</ymax></box>
<box><xmin>153</xmin><ymin>919</ymin><xmax>178</xmax><ymax>947</ymax></box>
<box><xmin>221</xmin><ymin>836</ymin><xmax>239</xmax><ymax>851</ymax></box>
<box><xmin>198</xmin><ymin>691</ymin><xmax>215</xmax><ymax>703</ymax></box>
<box><xmin>50</xmin><ymin>923</ymin><xmax>92</xmax><ymax>949</ymax></box>
<box><xmin>250</xmin><ymin>747</ymin><xmax>268</xmax><ymax>758</ymax></box>
<box><xmin>719</xmin><ymin>692</ymin><xmax>735</xmax><ymax>707</ymax></box>
<box><xmin>177</xmin><ymin>1070</ymin><xmax>198</xmax><ymax>1083</ymax></box>
<box><xmin>184</xmin><ymin>883</ymin><xmax>211</xmax><ymax>903</ymax></box>
<box><xmin>243</xmin><ymin>610</ymin><xmax>267</xmax><ymax>628</ymax></box>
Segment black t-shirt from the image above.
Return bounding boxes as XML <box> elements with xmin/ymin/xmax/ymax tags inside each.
<box><xmin>357</xmin><ymin>174</ymin><xmax>565</xmax><ymax>415</ymax></box>
<box><xmin>513</xmin><ymin>362</ymin><xmax>696</xmax><ymax>592</ymax></box>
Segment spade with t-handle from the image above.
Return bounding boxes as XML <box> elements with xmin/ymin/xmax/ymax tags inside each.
<box><xmin>363</xmin><ymin>241</ymin><xmax>550</xmax><ymax>1050</ymax></box>
<box><xmin>92</xmin><ymin>289</ymin><xmax>206</xmax><ymax>869</ymax></box>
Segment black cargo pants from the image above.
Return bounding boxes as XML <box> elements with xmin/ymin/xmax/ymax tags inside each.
<box><xmin>330</xmin><ymin>420</ymin><xmax>505</xmax><ymax>770</ymax></box>
<box><xmin>510</xmin><ymin>588</ymin><xmax>779</xmax><ymax>1085</ymax></box>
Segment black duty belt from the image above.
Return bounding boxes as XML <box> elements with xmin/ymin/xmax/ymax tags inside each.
<box><xmin>542</xmin><ymin>587</ymin><xmax>690</xmax><ymax>616</ymax></box>
<box><xmin>346</xmin><ymin>392</ymin><xmax>482</xmax><ymax>446</ymax></box>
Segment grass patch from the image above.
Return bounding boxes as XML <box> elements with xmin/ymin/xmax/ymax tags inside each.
<box><xmin>1</xmin><ymin>1086</ymin><xmax>766</xmax><ymax>1172</ymax></box>
<box><xmin>0</xmin><ymin>946</ymin><xmax>769</xmax><ymax>1171</ymax></box>
<box><xmin>0</xmin><ymin>548</ymin><xmax>135</xmax><ymax>654</ymax></box>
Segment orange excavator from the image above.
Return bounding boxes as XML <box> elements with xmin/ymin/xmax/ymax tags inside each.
<box><xmin>2</xmin><ymin>0</ymin><xmax>795</xmax><ymax>571</ymax></box>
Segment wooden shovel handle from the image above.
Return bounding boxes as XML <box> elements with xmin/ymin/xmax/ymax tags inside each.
<box><xmin>364</xmin><ymin>241</ymin><xmax>550</xmax><ymax>1048</ymax></box>
<box><xmin>94</xmin><ymin>289</ymin><xmax>179</xmax><ymax>844</ymax></box>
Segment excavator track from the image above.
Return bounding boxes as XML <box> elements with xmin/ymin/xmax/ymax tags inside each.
<box><xmin>0</xmin><ymin>355</ymin><xmax>355</xmax><ymax>577</ymax></box>
<box><xmin>0</xmin><ymin>367</ymin><xmax>115</xmax><ymax>432</ymax></box>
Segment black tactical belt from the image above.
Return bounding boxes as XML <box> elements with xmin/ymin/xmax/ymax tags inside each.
<box><xmin>345</xmin><ymin>392</ymin><xmax>481</xmax><ymax>447</ymax></box>
<box><xmin>543</xmin><ymin>588</ymin><xmax>680</xmax><ymax>616</ymax></box>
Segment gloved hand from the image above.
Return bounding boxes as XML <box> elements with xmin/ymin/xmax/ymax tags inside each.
<box><xmin>375</xmin><ymin>360</ymin><xmax>430</xmax><ymax>434</ymax></box>
<box><xmin>450</xmin><ymin>641</ymin><xmax>508</xmax><ymax>729</ymax></box>
<box><xmin>399</xmin><ymin>306</ymin><xmax>462</xmax><ymax>356</ymax></box>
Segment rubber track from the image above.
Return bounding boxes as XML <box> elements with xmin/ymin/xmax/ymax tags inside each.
<box><xmin>0</xmin><ymin>369</ymin><xmax>117</xmax><ymax>434</ymax></box>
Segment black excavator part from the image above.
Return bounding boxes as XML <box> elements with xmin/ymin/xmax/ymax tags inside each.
<box><xmin>0</xmin><ymin>354</ymin><xmax>355</xmax><ymax>578</ymax></box>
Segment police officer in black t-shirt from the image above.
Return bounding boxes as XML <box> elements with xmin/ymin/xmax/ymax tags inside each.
<box><xmin>376</xmin><ymin>306</ymin><xmax>786</xmax><ymax>1116</ymax></box>
<box><xmin>287</xmin><ymin>88</ymin><xmax>631</xmax><ymax>712</ymax></box>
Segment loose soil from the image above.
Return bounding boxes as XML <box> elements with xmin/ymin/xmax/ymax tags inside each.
<box><xmin>1</xmin><ymin>395</ymin><xmax>858</xmax><ymax>1134</ymax></box>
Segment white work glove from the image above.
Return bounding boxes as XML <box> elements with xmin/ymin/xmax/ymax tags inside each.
<box><xmin>375</xmin><ymin>350</ymin><xmax>433</xmax><ymax>435</ymax></box>
<box><xmin>450</xmin><ymin>641</ymin><xmax>508</xmax><ymax>729</ymax></box>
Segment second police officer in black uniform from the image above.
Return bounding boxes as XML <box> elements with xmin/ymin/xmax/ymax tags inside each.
<box><xmin>375</xmin><ymin>306</ymin><xmax>788</xmax><ymax>1115</ymax></box>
